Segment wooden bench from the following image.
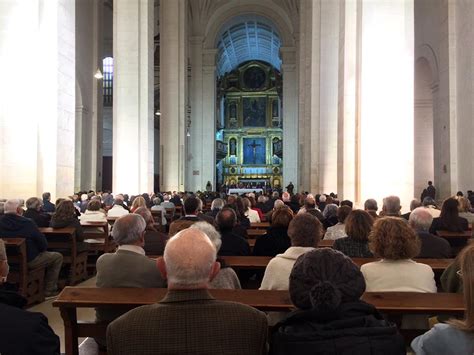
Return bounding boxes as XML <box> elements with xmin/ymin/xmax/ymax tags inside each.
<box><xmin>247</xmin><ymin>239</ymin><xmax>334</xmax><ymax>250</ymax></box>
<box><xmin>436</xmin><ymin>230</ymin><xmax>472</xmax><ymax>239</ymax></box>
<box><xmin>2</xmin><ymin>237</ymin><xmax>45</xmax><ymax>305</ymax></box>
<box><xmin>220</xmin><ymin>256</ymin><xmax>453</xmax><ymax>273</ymax></box>
<box><xmin>39</xmin><ymin>227</ymin><xmax>88</xmax><ymax>286</ymax></box>
<box><xmin>81</xmin><ymin>222</ymin><xmax>114</xmax><ymax>253</ymax></box>
<box><xmin>53</xmin><ymin>287</ymin><xmax>465</xmax><ymax>355</ymax></box>
<box><xmin>247</xmin><ymin>229</ymin><xmax>267</xmax><ymax>237</ymax></box>
<box><xmin>249</xmin><ymin>222</ymin><xmax>270</xmax><ymax>229</ymax></box>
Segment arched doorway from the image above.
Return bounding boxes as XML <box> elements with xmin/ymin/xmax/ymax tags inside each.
<box><xmin>214</xmin><ymin>16</ymin><xmax>284</xmax><ymax>191</ymax></box>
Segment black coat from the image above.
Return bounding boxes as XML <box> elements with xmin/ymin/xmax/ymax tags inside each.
<box><xmin>0</xmin><ymin>289</ymin><xmax>60</xmax><ymax>355</ymax></box>
<box><xmin>0</xmin><ymin>214</ymin><xmax>47</xmax><ymax>262</ymax></box>
<box><xmin>219</xmin><ymin>229</ymin><xmax>251</xmax><ymax>256</ymax></box>
<box><xmin>23</xmin><ymin>209</ymin><xmax>51</xmax><ymax>228</ymax></box>
<box><xmin>429</xmin><ymin>216</ymin><xmax>469</xmax><ymax>235</ymax></box>
<box><xmin>271</xmin><ymin>301</ymin><xmax>405</xmax><ymax>355</ymax></box>
<box><xmin>417</xmin><ymin>231</ymin><xmax>452</xmax><ymax>258</ymax></box>
<box><xmin>253</xmin><ymin>227</ymin><xmax>290</xmax><ymax>257</ymax></box>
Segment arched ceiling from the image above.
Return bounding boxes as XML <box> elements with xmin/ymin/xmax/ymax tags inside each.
<box><xmin>216</xmin><ymin>16</ymin><xmax>281</xmax><ymax>77</ymax></box>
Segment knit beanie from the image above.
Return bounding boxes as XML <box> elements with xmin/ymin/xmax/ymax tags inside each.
<box><xmin>289</xmin><ymin>248</ymin><xmax>366</xmax><ymax>310</ymax></box>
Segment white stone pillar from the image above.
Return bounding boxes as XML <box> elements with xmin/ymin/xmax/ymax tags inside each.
<box><xmin>0</xmin><ymin>0</ymin><xmax>75</xmax><ymax>200</ymax></box>
<box><xmin>337</xmin><ymin>0</ymin><xmax>359</xmax><ymax>202</ymax></box>
<box><xmin>319</xmin><ymin>0</ymin><xmax>340</xmax><ymax>194</ymax></box>
<box><xmin>113</xmin><ymin>0</ymin><xmax>154</xmax><ymax>194</ymax></box>
<box><xmin>281</xmin><ymin>47</ymin><xmax>299</xmax><ymax>191</ymax></box>
<box><xmin>359</xmin><ymin>0</ymin><xmax>414</xmax><ymax>209</ymax></box>
<box><xmin>160</xmin><ymin>0</ymin><xmax>187</xmax><ymax>192</ymax></box>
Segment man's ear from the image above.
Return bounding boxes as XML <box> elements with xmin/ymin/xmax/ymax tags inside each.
<box><xmin>209</xmin><ymin>261</ymin><xmax>221</xmax><ymax>282</ymax></box>
<box><xmin>156</xmin><ymin>257</ymin><xmax>168</xmax><ymax>280</ymax></box>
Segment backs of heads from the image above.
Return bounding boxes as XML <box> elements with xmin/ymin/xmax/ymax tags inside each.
<box><xmin>369</xmin><ymin>217</ymin><xmax>420</xmax><ymax>260</ymax></box>
<box><xmin>42</xmin><ymin>192</ymin><xmax>51</xmax><ymax>201</ymax></box>
<box><xmin>211</xmin><ymin>198</ymin><xmax>224</xmax><ymax>210</ymax></box>
<box><xmin>54</xmin><ymin>200</ymin><xmax>76</xmax><ymax>219</ymax></box>
<box><xmin>441</xmin><ymin>197</ymin><xmax>460</xmax><ymax>217</ymax></box>
<box><xmin>289</xmin><ymin>248</ymin><xmax>365</xmax><ymax>311</ymax></box>
<box><xmin>153</xmin><ymin>197</ymin><xmax>161</xmax><ymax>205</ymax></box>
<box><xmin>184</xmin><ymin>196</ymin><xmax>199</xmax><ymax>215</ymax></box>
<box><xmin>322</xmin><ymin>204</ymin><xmax>338</xmax><ymax>218</ymax></box>
<box><xmin>216</xmin><ymin>207</ymin><xmax>236</xmax><ymax>230</ymax></box>
<box><xmin>364</xmin><ymin>198</ymin><xmax>378</xmax><ymax>211</ymax></box>
<box><xmin>345</xmin><ymin>209</ymin><xmax>374</xmax><ymax>241</ymax></box>
<box><xmin>271</xmin><ymin>207</ymin><xmax>294</xmax><ymax>228</ymax></box>
<box><xmin>337</xmin><ymin>206</ymin><xmax>352</xmax><ymax>223</ymax></box>
<box><xmin>274</xmin><ymin>199</ymin><xmax>285</xmax><ymax>209</ymax></box>
<box><xmin>422</xmin><ymin>196</ymin><xmax>436</xmax><ymax>207</ymax></box>
<box><xmin>3</xmin><ymin>199</ymin><xmax>21</xmax><ymax>214</ymax></box>
<box><xmin>382</xmin><ymin>195</ymin><xmax>401</xmax><ymax>215</ymax></box>
<box><xmin>112</xmin><ymin>214</ymin><xmax>146</xmax><ymax>245</ymax></box>
<box><xmin>190</xmin><ymin>221</ymin><xmax>222</xmax><ymax>252</ymax></box>
<box><xmin>288</xmin><ymin>213</ymin><xmax>322</xmax><ymax>247</ymax></box>
<box><xmin>340</xmin><ymin>200</ymin><xmax>353</xmax><ymax>208</ymax></box>
<box><xmin>87</xmin><ymin>199</ymin><xmax>102</xmax><ymax>211</ymax></box>
<box><xmin>133</xmin><ymin>207</ymin><xmax>154</xmax><ymax>227</ymax></box>
<box><xmin>458</xmin><ymin>197</ymin><xmax>472</xmax><ymax>213</ymax></box>
<box><xmin>410</xmin><ymin>199</ymin><xmax>422</xmax><ymax>211</ymax></box>
<box><xmin>26</xmin><ymin>197</ymin><xmax>42</xmax><ymax>210</ymax></box>
<box><xmin>319</xmin><ymin>194</ymin><xmax>327</xmax><ymax>203</ymax></box>
<box><xmin>304</xmin><ymin>196</ymin><xmax>316</xmax><ymax>209</ymax></box>
<box><xmin>409</xmin><ymin>207</ymin><xmax>433</xmax><ymax>231</ymax></box>
<box><xmin>164</xmin><ymin>228</ymin><xmax>217</xmax><ymax>287</ymax></box>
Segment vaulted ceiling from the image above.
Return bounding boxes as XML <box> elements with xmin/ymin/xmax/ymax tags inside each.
<box><xmin>216</xmin><ymin>16</ymin><xmax>281</xmax><ymax>77</ymax></box>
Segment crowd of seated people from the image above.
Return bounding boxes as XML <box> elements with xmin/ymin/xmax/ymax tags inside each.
<box><xmin>2</xmin><ymin>186</ymin><xmax>474</xmax><ymax>354</ymax></box>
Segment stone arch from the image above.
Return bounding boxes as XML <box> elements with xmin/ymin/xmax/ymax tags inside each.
<box><xmin>203</xmin><ymin>1</ymin><xmax>295</xmax><ymax>50</ymax></box>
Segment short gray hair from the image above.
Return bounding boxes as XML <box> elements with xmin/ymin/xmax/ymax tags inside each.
<box><xmin>164</xmin><ymin>229</ymin><xmax>216</xmax><ymax>287</ymax></box>
<box><xmin>364</xmin><ymin>198</ymin><xmax>378</xmax><ymax>211</ymax></box>
<box><xmin>410</xmin><ymin>199</ymin><xmax>422</xmax><ymax>211</ymax></box>
<box><xmin>409</xmin><ymin>207</ymin><xmax>433</xmax><ymax>232</ymax></box>
<box><xmin>190</xmin><ymin>221</ymin><xmax>222</xmax><ymax>252</ymax></box>
<box><xmin>274</xmin><ymin>199</ymin><xmax>285</xmax><ymax>209</ymax></box>
<box><xmin>4</xmin><ymin>199</ymin><xmax>20</xmax><ymax>214</ymax></box>
<box><xmin>211</xmin><ymin>198</ymin><xmax>224</xmax><ymax>210</ymax></box>
<box><xmin>153</xmin><ymin>197</ymin><xmax>161</xmax><ymax>205</ymax></box>
<box><xmin>112</xmin><ymin>214</ymin><xmax>146</xmax><ymax>245</ymax></box>
<box><xmin>26</xmin><ymin>197</ymin><xmax>42</xmax><ymax>210</ymax></box>
<box><xmin>383</xmin><ymin>195</ymin><xmax>401</xmax><ymax>216</ymax></box>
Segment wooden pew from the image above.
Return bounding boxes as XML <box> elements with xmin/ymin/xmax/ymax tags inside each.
<box><xmin>220</xmin><ymin>256</ymin><xmax>453</xmax><ymax>273</ymax></box>
<box><xmin>2</xmin><ymin>237</ymin><xmax>45</xmax><ymax>305</ymax></box>
<box><xmin>247</xmin><ymin>229</ymin><xmax>267</xmax><ymax>238</ymax></box>
<box><xmin>53</xmin><ymin>287</ymin><xmax>465</xmax><ymax>355</ymax></box>
<box><xmin>39</xmin><ymin>227</ymin><xmax>88</xmax><ymax>285</ymax></box>
<box><xmin>247</xmin><ymin>239</ymin><xmax>334</xmax><ymax>250</ymax></box>
<box><xmin>249</xmin><ymin>222</ymin><xmax>270</xmax><ymax>229</ymax></box>
<box><xmin>81</xmin><ymin>221</ymin><xmax>114</xmax><ymax>253</ymax></box>
<box><xmin>436</xmin><ymin>230</ymin><xmax>472</xmax><ymax>240</ymax></box>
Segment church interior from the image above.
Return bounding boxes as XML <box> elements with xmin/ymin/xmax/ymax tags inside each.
<box><xmin>1</xmin><ymin>0</ymin><xmax>474</xmax><ymax>354</ymax></box>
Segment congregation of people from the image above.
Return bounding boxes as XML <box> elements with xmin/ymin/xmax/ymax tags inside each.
<box><xmin>1</xmin><ymin>182</ymin><xmax>474</xmax><ymax>354</ymax></box>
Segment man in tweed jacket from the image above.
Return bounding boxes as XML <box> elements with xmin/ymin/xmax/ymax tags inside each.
<box><xmin>106</xmin><ymin>228</ymin><xmax>268</xmax><ymax>355</ymax></box>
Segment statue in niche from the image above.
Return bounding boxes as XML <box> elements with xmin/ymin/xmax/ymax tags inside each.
<box><xmin>229</xmin><ymin>138</ymin><xmax>237</xmax><ymax>156</ymax></box>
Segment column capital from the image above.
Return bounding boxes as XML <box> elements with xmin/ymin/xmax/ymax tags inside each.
<box><xmin>280</xmin><ymin>46</ymin><xmax>297</xmax><ymax>65</ymax></box>
<box><xmin>202</xmin><ymin>49</ymin><xmax>218</xmax><ymax>66</ymax></box>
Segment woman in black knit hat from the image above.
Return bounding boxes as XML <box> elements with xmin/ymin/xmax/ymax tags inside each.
<box><xmin>270</xmin><ymin>248</ymin><xmax>405</xmax><ymax>355</ymax></box>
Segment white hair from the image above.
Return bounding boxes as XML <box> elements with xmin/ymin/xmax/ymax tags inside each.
<box><xmin>211</xmin><ymin>198</ymin><xmax>224</xmax><ymax>210</ymax></box>
<box><xmin>409</xmin><ymin>207</ymin><xmax>433</xmax><ymax>232</ymax></box>
<box><xmin>164</xmin><ymin>230</ymin><xmax>216</xmax><ymax>287</ymax></box>
<box><xmin>81</xmin><ymin>194</ymin><xmax>88</xmax><ymax>201</ymax></box>
<box><xmin>112</xmin><ymin>214</ymin><xmax>146</xmax><ymax>245</ymax></box>
<box><xmin>274</xmin><ymin>199</ymin><xmax>285</xmax><ymax>209</ymax></box>
<box><xmin>319</xmin><ymin>194</ymin><xmax>327</xmax><ymax>203</ymax></box>
<box><xmin>190</xmin><ymin>221</ymin><xmax>222</xmax><ymax>252</ymax></box>
<box><xmin>4</xmin><ymin>199</ymin><xmax>20</xmax><ymax>214</ymax></box>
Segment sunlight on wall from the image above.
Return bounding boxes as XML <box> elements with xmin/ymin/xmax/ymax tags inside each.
<box><xmin>359</xmin><ymin>0</ymin><xmax>414</xmax><ymax>212</ymax></box>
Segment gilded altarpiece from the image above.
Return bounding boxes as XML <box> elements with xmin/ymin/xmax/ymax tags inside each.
<box><xmin>217</xmin><ymin>61</ymin><xmax>283</xmax><ymax>187</ymax></box>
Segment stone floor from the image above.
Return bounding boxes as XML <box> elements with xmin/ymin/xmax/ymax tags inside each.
<box><xmin>29</xmin><ymin>277</ymin><xmax>97</xmax><ymax>354</ymax></box>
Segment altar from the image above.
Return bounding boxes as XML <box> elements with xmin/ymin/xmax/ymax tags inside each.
<box><xmin>228</xmin><ymin>188</ymin><xmax>264</xmax><ymax>195</ymax></box>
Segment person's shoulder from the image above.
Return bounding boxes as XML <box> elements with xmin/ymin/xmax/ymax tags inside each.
<box><xmin>211</xmin><ymin>299</ymin><xmax>267</xmax><ymax>321</ymax></box>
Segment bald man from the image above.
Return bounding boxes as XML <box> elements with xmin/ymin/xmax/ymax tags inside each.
<box><xmin>106</xmin><ymin>229</ymin><xmax>268</xmax><ymax>355</ymax></box>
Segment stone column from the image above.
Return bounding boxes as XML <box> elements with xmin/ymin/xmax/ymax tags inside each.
<box><xmin>281</xmin><ymin>47</ymin><xmax>299</xmax><ymax>190</ymax></box>
<box><xmin>0</xmin><ymin>0</ymin><xmax>75</xmax><ymax>200</ymax></box>
<box><xmin>358</xmin><ymin>0</ymin><xmax>414</xmax><ymax>209</ymax></box>
<box><xmin>160</xmin><ymin>0</ymin><xmax>187</xmax><ymax>192</ymax></box>
<box><xmin>113</xmin><ymin>0</ymin><xmax>154</xmax><ymax>194</ymax></box>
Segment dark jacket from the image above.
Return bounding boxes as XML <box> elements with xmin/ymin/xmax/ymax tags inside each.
<box><xmin>143</xmin><ymin>229</ymin><xmax>168</xmax><ymax>256</ymax></box>
<box><xmin>416</xmin><ymin>231</ymin><xmax>452</xmax><ymax>258</ymax></box>
<box><xmin>42</xmin><ymin>200</ymin><xmax>56</xmax><ymax>213</ymax></box>
<box><xmin>23</xmin><ymin>209</ymin><xmax>51</xmax><ymax>228</ymax></box>
<box><xmin>271</xmin><ymin>301</ymin><xmax>405</xmax><ymax>355</ymax></box>
<box><xmin>333</xmin><ymin>237</ymin><xmax>373</xmax><ymax>258</ymax></box>
<box><xmin>0</xmin><ymin>214</ymin><xmax>47</xmax><ymax>262</ymax></box>
<box><xmin>429</xmin><ymin>216</ymin><xmax>469</xmax><ymax>235</ymax></box>
<box><xmin>219</xmin><ymin>229</ymin><xmax>251</xmax><ymax>256</ymax></box>
<box><xmin>253</xmin><ymin>226</ymin><xmax>291</xmax><ymax>257</ymax></box>
<box><xmin>0</xmin><ymin>289</ymin><xmax>60</xmax><ymax>355</ymax></box>
<box><xmin>50</xmin><ymin>217</ymin><xmax>84</xmax><ymax>242</ymax></box>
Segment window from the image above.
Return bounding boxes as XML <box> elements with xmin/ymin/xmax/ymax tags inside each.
<box><xmin>103</xmin><ymin>57</ymin><xmax>113</xmax><ymax>106</ymax></box>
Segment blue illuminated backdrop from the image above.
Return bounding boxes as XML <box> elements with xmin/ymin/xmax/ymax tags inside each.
<box><xmin>243</xmin><ymin>138</ymin><xmax>266</xmax><ymax>165</ymax></box>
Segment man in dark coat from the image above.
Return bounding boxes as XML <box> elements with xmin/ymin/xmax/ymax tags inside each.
<box><xmin>42</xmin><ymin>192</ymin><xmax>56</xmax><ymax>213</ymax></box>
<box><xmin>0</xmin><ymin>239</ymin><xmax>60</xmax><ymax>355</ymax></box>
<box><xmin>0</xmin><ymin>200</ymin><xmax>63</xmax><ymax>297</ymax></box>
<box><xmin>409</xmin><ymin>207</ymin><xmax>451</xmax><ymax>258</ymax></box>
<box><xmin>23</xmin><ymin>197</ymin><xmax>51</xmax><ymax>227</ymax></box>
<box><xmin>216</xmin><ymin>208</ymin><xmax>250</xmax><ymax>256</ymax></box>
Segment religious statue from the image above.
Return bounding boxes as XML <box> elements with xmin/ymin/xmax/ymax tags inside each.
<box><xmin>248</xmin><ymin>140</ymin><xmax>262</xmax><ymax>164</ymax></box>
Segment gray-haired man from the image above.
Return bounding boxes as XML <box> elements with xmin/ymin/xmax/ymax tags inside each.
<box><xmin>95</xmin><ymin>214</ymin><xmax>165</xmax><ymax>323</ymax></box>
<box><xmin>107</xmin><ymin>228</ymin><xmax>268</xmax><ymax>355</ymax></box>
